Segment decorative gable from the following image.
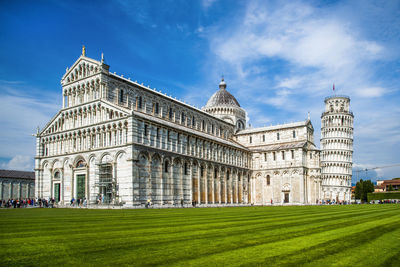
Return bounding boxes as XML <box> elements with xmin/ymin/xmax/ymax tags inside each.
<box><xmin>61</xmin><ymin>56</ymin><xmax>104</xmax><ymax>85</ymax></box>
<box><xmin>40</xmin><ymin>99</ymin><xmax>130</xmax><ymax>136</ymax></box>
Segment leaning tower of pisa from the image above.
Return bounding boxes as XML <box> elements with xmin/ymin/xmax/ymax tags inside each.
<box><xmin>320</xmin><ymin>93</ymin><xmax>354</xmax><ymax>203</ymax></box>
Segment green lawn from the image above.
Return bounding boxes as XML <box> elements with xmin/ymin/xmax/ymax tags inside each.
<box><xmin>0</xmin><ymin>205</ymin><xmax>399</xmax><ymax>266</ymax></box>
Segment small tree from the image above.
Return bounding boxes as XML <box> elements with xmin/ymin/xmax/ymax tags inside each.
<box><xmin>388</xmin><ymin>184</ymin><xmax>394</xmax><ymax>191</ymax></box>
<box><xmin>355</xmin><ymin>179</ymin><xmax>374</xmax><ymax>203</ymax></box>
<box><xmin>355</xmin><ymin>179</ymin><xmax>363</xmax><ymax>200</ymax></box>
<box><xmin>362</xmin><ymin>180</ymin><xmax>375</xmax><ymax>202</ymax></box>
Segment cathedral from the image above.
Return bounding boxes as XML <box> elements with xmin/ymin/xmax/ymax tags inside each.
<box><xmin>34</xmin><ymin>48</ymin><xmax>353</xmax><ymax>207</ymax></box>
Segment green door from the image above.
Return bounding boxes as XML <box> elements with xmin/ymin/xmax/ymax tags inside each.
<box><xmin>76</xmin><ymin>175</ymin><xmax>86</xmax><ymax>199</ymax></box>
<box><xmin>54</xmin><ymin>183</ymin><xmax>60</xmax><ymax>202</ymax></box>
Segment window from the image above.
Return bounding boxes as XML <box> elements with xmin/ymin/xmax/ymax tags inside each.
<box><xmin>277</xmin><ymin>132</ymin><xmax>280</xmax><ymax>140</ymax></box>
<box><xmin>181</xmin><ymin>112</ymin><xmax>185</xmax><ymax>124</ymax></box>
<box><xmin>169</xmin><ymin>107</ymin><xmax>173</xmax><ymax>120</ymax></box>
<box><xmin>262</xmin><ymin>135</ymin><xmax>265</xmax><ymax>142</ymax></box>
<box><xmin>156</xmin><ymin>128</ymin><xmax>159</xmax><ymax>139</ymax></box>
<box><xmin>192</xmin><ymin>117</ymin><xmax>195</xmax><ymax>127</ymax></box>
<box><xmin>177</xmin><ymin>133</ymin><xmax>181</xmax><ymax>144</ymax></box>
<box><xmin>291</xmin><ymin>150</ymin><xmax>294</xmax><ymax>159</ymax></box>
<box><xmin>119</xmin><ymin>89</ymin><xmax>124</xmax><ymax>103</ymax></box>
<box><xmin>155</xmin><ymin>102</ymin><xmax>159</xmax><ymax>114</ymax></box>
<box><xmin>144</xmin><ymin>124</ymin><xmax>148</xmax><ymax>136</ymax></box>
<box><xmin>227</xmin><ymin>171</ymin><xmax>230</xmax><ymax>180</ymax></box>
<box><xmin>282</xmin><ymin>151</ymin><xmax>285</xmax><ymax>160</ymax></box>
<box><xmin>264</xmin><ymin>153</ymin><xmax>267</xmax><ymax>161</ymax></box>
<box><xmin>138</xmin><ymin>96</ymin><xmax>142</xmax><ymax>109</ymax></box>
<box><xmin>200</xmin><ymin>166</ymin><xmax>204</xmax><ymax>177</ymax></box>
<box><xmin>54</xmin><ymin>171</ymin><xmax>60</xmax><ymax>179</ymax></box>
<box><xmin>249</xmin><ymin>136</ymin><xmax>252</xmax><ymax>144</ymax></box>
<box><xmin>164</xmin><ymin>161</ymin><xmax>169</xmax><ymax>173</ymax></box>
<box><xmin>212</xmin><ymin>124</ymin><xmax>214</xmax><ymax>134</ymax></box>
<box><xmin>202</xmin><ymin>120</ymin><xmax>205</xmax><ymax>131</ymax></box>
<box><xmin>310</xmin><ymin>152</ymin><xmax>313</xmax><ymax>159</ymax></box>
<box><xmin>293</xmin><ymin>130</ymin><xmax>296</xmax><ymax>138</ymax></box>
<box><xmin>184</xmin><ymin>163</ymin><xmax>188</xmax><ymax>175</ymax></box>
<box><xmin>167</xmin><ymin>130</ymin><xmax>170</xmax><ymax>141</ymax></box>
<box><xmin>267</xmin><ymin>175</ymin><xmax>270</xmax><ymax>185</ymax></box>
<box><xmin>273</xmin><ymin>152</ymin><xmax>276</xmax><ymax>161</ymax></box>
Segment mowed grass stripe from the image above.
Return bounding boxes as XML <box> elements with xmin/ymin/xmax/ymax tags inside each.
<box><xmin>107</xmin><ymin>209</ymin><xmax>399</xmax><ymax>265</ymax></box>
<box><xmin>303</xmin><ymin>227</ymin><xmax>400</xmax><ymax>267</ymax></box>
<box><xmin>0</xmin><ymin>206</ymin><xmax>391</xmax><ymax>249</ymax></box>
<box><xmin>0</xmin><ymin>205</ymin><xmax>398</xmax><ymax>266</ymax></box>
<box><xmin>0</xmin><ymin>205</ymin><xmax>389</xmax><ymax>239</ymax></box>
<box><xmin>175</xmin><ymin>211</ymin><xmax>400</xmax><ymax>266</ymax></box>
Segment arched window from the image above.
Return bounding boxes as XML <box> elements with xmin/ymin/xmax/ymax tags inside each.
<box><xmin>155</xmin><ymin>102</ymin><xmax>159</xmax><ymax>114</ymax></box>
<box><xmin>164</xmin><ymin>161</ymin><xmax>169</xmax><ymax>173</ymax></box>
<box><xmin>138</xmin><ymin>96</ymin><xmax>142</xmax><ymax>109</ymax></box>
<box><xmin>266</xmin><ymin>175</ymin><xmax>270</xmax><ymax>185</ymax></box>
<box><xmin>169</xmin><ymin>107</ymin><xmax>173</xmax><ymax>120</ymax></box>
<box><xmin>181</xmin><ymin>112</ymin><xmax>185</xmax><ymax>124</ymax></box>
<box><xmin>54</xmin><ymin>171</ymin><xmax>60</xmax><ymax>179</ymax></box>
<box><xmin>119</xmin><ymin>89</ymin><xmax>124</xmax><ymax>103</ymax></box>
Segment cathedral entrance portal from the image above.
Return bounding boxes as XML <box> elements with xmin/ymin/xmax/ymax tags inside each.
<box><xmin>284</xmin><ymin>193</ymin><xmax>289</xmax><ymax>203</ymax></box>
<box><xmin>282</xmin><ymin>183</ymin><xmax>290</xmax><ymax>204</ymax></box>
<box><xmin>76</xmin><ymin>174</ymin><xmax>86</xmax><ymax>199</ymax></box>
<box><xmin>54</xmin><ymin>183</ymin><xmax>60</xmax><ymax>202</ymax></box>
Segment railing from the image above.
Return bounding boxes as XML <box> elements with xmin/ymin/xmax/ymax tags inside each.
<box><xmin>321</xmin><ymin>111</ymin><xmax>354</xmax><ymax>117</ymax></box>
<box><xmin>324</xmin><ymin>95</ymin><xmax>350</xmax><ymax>101</ymax></box>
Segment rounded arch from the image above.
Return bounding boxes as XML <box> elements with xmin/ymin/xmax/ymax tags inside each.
<box><xmin>115</xmin><ymin>150</ymin><xmax>126</xmax><ymax>162</ymax></box>
<box><xmin>100</xmin><ymin>153</ymin><xmax>113</xmax><ymax>164</ymax></box>
<box><xmin>73</xmin><ymin>155</ymin><xmax>87</xmax><ymax>168</ymax></box>
<box><xmin>137</xmin><ymin>151</ymin><xmax>150</xmax><ymax>162</ymax></box>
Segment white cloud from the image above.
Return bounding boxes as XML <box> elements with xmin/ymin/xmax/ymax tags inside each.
<box><xmin>0</xmin><ymin>82</ymin><xmax>59</xmax><ymax>159</ymax></box>
<box><xmin>0</xmin><ymin>155</ymin><xmax>34</xmax><ymax>171</ymax></box>
<box><xmin>356</xmin><ymin>87</ymin><xmax>386</xmax><ymax>98</ymax></box>
<box><xmin>202</xmin><ymin>0</ymin><xmax>217</xmax><ymax>9</ymax></box>
<box><xmin>198</xmin><ymin>0</ymin><xmax>400</xmax><ymax>180</ymax></box>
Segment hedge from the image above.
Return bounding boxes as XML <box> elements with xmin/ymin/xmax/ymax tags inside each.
<box><xmin>367</xmin><ymin>192</ymin><xmax>400</xmax><ymax>201</ymax></box>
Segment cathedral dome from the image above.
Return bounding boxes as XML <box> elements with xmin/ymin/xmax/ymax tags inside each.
<box><xmin>205</xmin><ymin>78</ymin><xmax>241</xmax><ymax>108</ymax></box>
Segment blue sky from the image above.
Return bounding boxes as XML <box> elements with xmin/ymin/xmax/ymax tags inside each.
<box><xmin>0</xmin><ymin>0</ymin><xmax>399</xmax><ymax>183</ymax></box>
